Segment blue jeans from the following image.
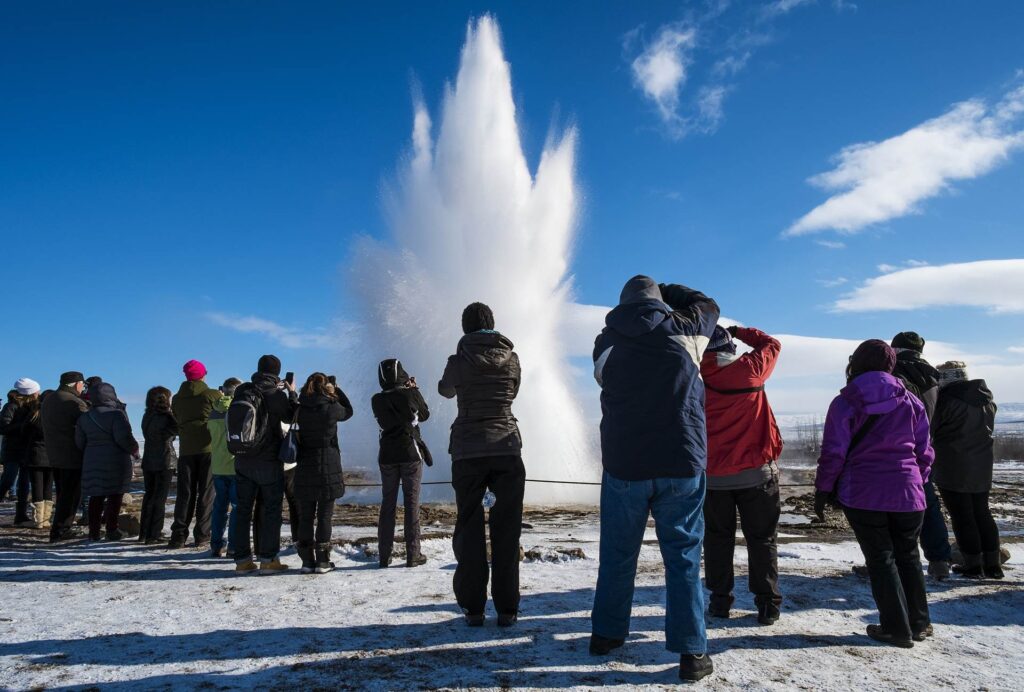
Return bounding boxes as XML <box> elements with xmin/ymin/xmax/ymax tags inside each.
<box><xmin>592</xmin><ymin>471</ymin><xmax>707</xmax><ymax>655</ymax></box>
<box><xmin>920</xmin><ymin>481</ymin><xmax>951</xmax><ymax>562</ymax></box>
<box><xmin>211</xmin><ymin>475</ymin><xmax>239</xmax><ymax>552</ymax></box>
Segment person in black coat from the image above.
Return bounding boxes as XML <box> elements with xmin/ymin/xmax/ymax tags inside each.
<box><xmin>438</xmin><ymin>302</ymin><xmax>525</xmax><ymax>627</ymax></box>
<box><xmin>8</xmin><ymin>379</ymin><xmax>52</xmax><ymax>529</ymax></box>
<box><xmin>76</xmin><ymin>382</ymin><xmax>139</xmax><ymax>541</ymax></box>
<box><xmin>293</xmin><ymin>372</ymin><xmax>353</xmax><ymax>573</ymax></box>
<box><xmin>372</xmin><ymin>359</ymin><xmax>431</xmax><ymax>568</ymax></box>
<box><xmin>139</xmin><ymin>386</ymin><xmax>178</xmax><ymax>545</ymax></box>
<box><xmin>931</xmin><ymin>361</ymin><xmax>1001</xmax><ymax>578</ymax></box>
<box><xmin>0</xmin><ymin>390</ymin><xmax>32</xmax><ymax>525</ymax></box>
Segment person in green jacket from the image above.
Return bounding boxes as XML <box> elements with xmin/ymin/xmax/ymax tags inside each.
<box><xmin>168</xmin><ymin>360</ymin><xmax>222</xmax><ymax>549</ymax></box>
<box><xmin>208</xmin><ymin>378</ymin><xmax>241</xmax><ymax>558</ymax></box>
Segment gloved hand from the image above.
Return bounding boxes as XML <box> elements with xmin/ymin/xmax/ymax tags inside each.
<box><xmin>726</xmin><ymin>325</ymin><xmax>739</xmax><ymax>337</ymax></box>
<box><xmin>813</xmin><ymin>491</ymin><xmax>832</xmax><ymax>522</ymax></box>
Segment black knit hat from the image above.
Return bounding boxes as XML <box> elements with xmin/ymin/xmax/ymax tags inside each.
<box><xmin>257</xmin><ymin>354</ymin><xmax>282</xmax><ymax>376</ymax></box>
<box><xmin>462</xmin><ymin>302</ymin><xmax>495</xmax><ymax>334</ymax></box>
<box><xmin>891</xmin><ymin>331</ymin><xmax>925</xmax><ymax>353</ymax></box>
<box><xmin>59</xmin><ymin>371</ymin><xmax>85</xmax><ymax>385</ymax></box>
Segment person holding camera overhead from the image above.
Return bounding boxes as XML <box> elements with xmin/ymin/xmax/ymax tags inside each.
<box><xmin>229</xmin><ymin>355</ymin><xmax>299</xmax><ymax>575</ymax></box>
<box><xmin>372</xmin><ymin>358</ymin><xmax>431</xmax><ymax>569</ymax></box>
<box><xmin>293</xmin><ymin>372</ymin><xmax>353</xmax><ymax>574</ymax></box>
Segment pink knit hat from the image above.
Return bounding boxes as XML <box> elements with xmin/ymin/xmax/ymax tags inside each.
<box><xmin>183</xmin><ymin>360</ymin><xmax>207</xmax><ymax>382</ymax></box>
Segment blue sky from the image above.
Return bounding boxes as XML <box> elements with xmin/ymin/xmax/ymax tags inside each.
<box><xmin>2</xmin><ymin>0</ymin><xmax>1023</xmax><ymax>423</ymax></box>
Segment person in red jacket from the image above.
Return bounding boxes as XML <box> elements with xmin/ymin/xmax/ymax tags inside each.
<box><xmin>701</xmin><ymin>324</ymin><xmax>784</xmax><ymax>625</ymax></box>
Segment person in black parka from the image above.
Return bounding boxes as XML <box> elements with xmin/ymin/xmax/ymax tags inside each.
<box><xmin>0</xmin><ymin>390</ymin><xmax>32</xmax><ymax>525</ymax></box>
<box><xmin>76</xmin><ymin>382</ymin><xmax>139</xmax><ymax>541</ymax></box>
<box><xmin>139</xmin><ymin>386</ymin><xmax>178</xmax><ymax>545</ymax></box>
<box><xmin>372</xmin><ymin>358</ymin><xmax>431</xmax><ymax>568</ymax></box>
<box><xmin>438</xmin><ymin>302</ymin><xmax>525</xmax><ymax>627</ymax></box>
<box><xmin>8</xmin><ymin>380</ymin><xmax>53</xmax><ymax>529</ymax></box>
<box><xmin>931</xmin><ymin>361</ymin><xmax>1001</xmax><ymax>579</ymax></box>
<box><xmin>294</xmin><ymin>372</ymin><xmax>353</xmax><ymax>573</ymax></box>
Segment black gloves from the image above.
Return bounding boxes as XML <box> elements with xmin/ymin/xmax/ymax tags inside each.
<box><xmin>813</xmin><ymin>491</ymin><xmax>834</xmax><ymax>522</ymax></box>
<box><xmin>726</xmin><ymin>325</ymin><xmax>738</xmax><ymax>337</ymax></box>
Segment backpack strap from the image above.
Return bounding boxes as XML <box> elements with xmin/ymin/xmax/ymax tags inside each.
<box><xmin>848</xmin><ymin>414</ymin><xmax>882</xmax><ymax>457</ymax></box>
<box><xmin>705</xmin><ymin>383</ymin><xmax>765</xmax><ymax>395</ymax></box>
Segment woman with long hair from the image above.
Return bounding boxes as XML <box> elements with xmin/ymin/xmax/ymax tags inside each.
<box><xmin>293</xmin><ymin>372</ymin><xmax>353</xmax><ymax>573</ymax></box>
<box><xmin>814</xmin><ymin>340</ymin><xmax>934</xmax><ymax>648</ymax></box>
<box><xmin>76</xmin><ymin>382</ymin><xmax>139</xmax><ymax>541</ymax></box>
<box><xmin>140</xmin><ymin>386</ymin><xmax>178</xmax><ymax>544</ymax></box>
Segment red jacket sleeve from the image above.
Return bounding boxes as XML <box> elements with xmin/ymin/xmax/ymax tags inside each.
<box><xmin>735</xmin><ymin>327</ymin><xmax>782</xmax><ymax>384</ymax></box>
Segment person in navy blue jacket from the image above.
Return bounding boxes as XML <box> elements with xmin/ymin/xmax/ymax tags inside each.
<box><xmin>589</xmin><ymin>275</ymin><xmax>720</xmax><ymax>683</ymax></box>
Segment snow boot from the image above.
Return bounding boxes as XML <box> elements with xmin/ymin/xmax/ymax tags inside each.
<box><xmin>297</xmin><ymin>543</ymin><xmax>316</xmax><ymax>574</ymax></box>
<box><xmin>589</xmin><ymin>634</ymin><xmax>624</xmax><ymax>655</ymax></box>
<box><xmin>866</xmin><ymin>624</ymin><xmax>913</xmax><ymax>649</ymax></box>
<box><xmin>757</xmin><ymin>602</ymin><xmax>780</xmax><ymax>626</ymax></box>
<box><xmin>983</xmin><ymin>551</ymin><xmax>1004</xmax><ymax>580</ymax></box>
<box><xmin>40</xmin><ymin>500</ymin><xmax>54</xmax><ymax>529</ymax></box>
<box><xmin>927</xmin><ymin>560</ymin><xmax>950</xmax><ymax>581</ymax></box>
<box><xmin>235</xmin><ymin>559</ymin><xmax>259</xmax><ymax>575</ymax></box>
<box><xmin>314</xmin><ymin>545</ymin><xmax>335</xmax><ymax>574</ymax></box>
<box><xmin>679</xmin><ymin>654</ymin><xmax>714</xmax><ymax>682</ymax></box>
<box><xmin>953</xmin><ymin>553</ymin><xmax>983</xmax><ymax>579</ymax></box>
<box><xmin>259</xmin><ymin>558</ymin><xmax>289</xmax><ymax>575</ymax></box>
<box><xmin>31</xmin><ymin>502</ymin><xmax>47</xmax><ymax>529</ymax></box>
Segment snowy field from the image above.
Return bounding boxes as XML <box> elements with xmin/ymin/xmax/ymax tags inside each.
<box><xmin>1</xmin><ymin>505</ymin><xmax>1023</xmax><ymax>691</ymax></box>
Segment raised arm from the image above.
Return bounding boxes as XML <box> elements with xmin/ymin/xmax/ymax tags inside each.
<box><xmin>735</xmin><ymin>327</ymin><xmax>782</xmax><ymax>382</ymax></box>
<box><xmin>438</xmin><ymin>356</ymin><xmax>459</xmax><ymax>399</ymax></box>
<box><xmin>659</xmin><ymin>283</ymin><xmax>720</xmax><ymax>337</ymax></box>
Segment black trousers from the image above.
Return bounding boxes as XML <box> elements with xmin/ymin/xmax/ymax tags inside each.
<box><xmin>938</xmin><ymin>488</ymin><xmax>1000</xmax><ymax>556</ymax></box>
<box><xmin>30</xmin><ymin>468</ymin><xmax>54</xmax><ymax>502</ymax></box>
<box><xmin>140</xmin><ymin>469</ymin><xmax>173</xmax><ymax>541</ymax></box>
<box><xmin>296</xmin><ymin>498</ymin><xmax>334</xmax><ymax>547</ymax></box>
<box><xmin>50</xmin><ymin>468</ymin><xmax>82</xmax><ymax>533</ymax></box>
<box><xmin>451</xmin><ymin>455</ymin><xmax>525</xmax><ymax>617</ymax></box>
<box><xmin>88</xmin><ymin>494</ymin><xmax>123</xmax><ymax>537</ymax></box>
<box><xmin>234</xmin><ymin>472</ymin><xmax>284</xmax><ymax>561</ymax></box>
<box><xmin>252</xmin><ymin>468</ymin><xmax>298</xmax><ymax>551</ymax></box>
<box><xmin>170</xmin><ymin>453</ymin><xmax>214</xmax><ymax>544</ymax></box>
<box><xmin>704</xmin><ymin>478</ymin><xmax>782</xmax><ymax>608</ymax></box>
<box><xmin>844</xmin><ymin>506</ymin><xmax>930</xmax><ymax>639</ymax></box>
<box><xmin>378</xmin><ymin>461</ymin><xmax>423</xmax><ymax>562</ymax></box>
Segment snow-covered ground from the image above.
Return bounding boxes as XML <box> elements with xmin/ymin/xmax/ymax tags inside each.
<box><xmin>1</xmin><ymin>510</ymin><xmax>1022</xmax><ymax>691</ymax></box>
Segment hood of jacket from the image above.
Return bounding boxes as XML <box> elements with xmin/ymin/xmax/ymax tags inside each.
<box><xmin>605</xmin><ymin>299</ymin><xmax>673</xmax><ymax>338</ymax></box>
<box><xmin>177</xmin><ymin>379</ymin><xmax>213</xmax><ymax>399</ymax></box>
<box><xmin>251</xmin><ymin>372</ymin><xmax>282</xmax><ymax>392</ymax></box>
<box><xmin>89</xmin><ymin>382</ymin><xmax>121</xmax><ymax>410</ymax></box>
<box><xmin>942</xmin><ymin>379</ymin><xmax>994</xmax><ymax>408</ymax></box>
<box><xmin>839</xmin><ymin>371</ymin><xmax>909</xmax><ymax>416</ymax></box>
<box><xmin>378</xmin><ymin>359</ymin><xmax>410</xmax><ymax>390</ymax></box>
<box><xmin>213</xmin><ymin>395</ymin><xmax>232</xmax><ymax>413</ymax></box>
<box><xmin>457</xmin><ymin>331</ymin><xmax>515</xmax><ymax>372</ymax></box>
<box><xmin>893</xmin><ymin>350</ymin><xmax>939</xmax><ymax>390</ymax></box>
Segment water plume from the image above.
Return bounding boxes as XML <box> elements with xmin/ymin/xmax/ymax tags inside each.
<box><xmin>348</xmin><ymin>16</ymin><xmax>598</xmax><ymax>503</ymax></box>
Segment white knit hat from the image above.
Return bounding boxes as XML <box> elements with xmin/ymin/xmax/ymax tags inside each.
<box><xmin>14</xmin><ymin>378</ymin><xmax>41</xmax><ymax>395</ymax></box>
<box><xmin>936</xmin><ymin>360</ymin><xmax>969</xmax><ymax>386</ymax></box>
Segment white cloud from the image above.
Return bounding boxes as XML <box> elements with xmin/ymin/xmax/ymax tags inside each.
<box><xmin>630</xmin><ymin>25</ymin><xmax>697</xmax><ymax>128</ymax></box>
<box><xmin>761</xmin><ymin>0</ymin><xmax>816</xmax><ymax>20</ymax></box>
<box><xmin>786</xmin><ymin>83</ymin><xmax>1024</xmax><ymax>236</ymax></box>
<box><xmin>817</xmin><ymin>277</ymin><xmax>848</xmax><ymax>287</ymax></box>
<box><xmin>834</xmin><ymin>259</ymin><xmax>1024</xmax><ymax>314</ymax></box>
<box><xmin>878</xmin><ymin>259</ymin><xmax>929</xmax><ymax>274</ymax></box>
<box><xmin>815</xmin><ymin>239</ymin><xmax>846</xmax><ymax>249</ymax></box>
<box><xmin>205</xmin><ymin>312</ymin><xmax>355</xmax><ymax>350</ymax></box>
<box><xmin>1009</xmin><ymin>346</ymin><xmax>1024</xmax><ymax>355</ymax></box>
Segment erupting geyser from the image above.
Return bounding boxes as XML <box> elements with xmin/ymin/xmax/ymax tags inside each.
<box><xmin>349</xmin><ymin>16</ymin><xmax>598</xmax><ymax>503</ymax></box>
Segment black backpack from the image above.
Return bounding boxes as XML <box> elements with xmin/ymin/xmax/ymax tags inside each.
<box><xmin>226</xmin><ymin>382</ymin><xmax>268</xmax><ymax>456</ymax></box>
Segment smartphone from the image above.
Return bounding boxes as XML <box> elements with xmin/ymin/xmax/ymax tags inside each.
<box><xmin>284</xmin><ymin>371</ymin><xmax>294</xmax><ymax>385</ymax></box>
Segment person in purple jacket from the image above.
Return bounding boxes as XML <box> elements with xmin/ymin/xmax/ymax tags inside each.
<box><xmin>814</xmin><ymin>339</ymin><xmax>934</xmax><ymax>649</ymax></box>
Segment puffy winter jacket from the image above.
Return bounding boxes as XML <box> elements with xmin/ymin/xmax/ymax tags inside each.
<box><xmin>233</xmin><ymin>372</ymin><xmax>299</xmax><ymax>483</ymax></box>
<box><xmin>594</xmin><ymin>280</ymin><xmax>720</xmax><ymax>481</ymax></box>
<box><xmin>931</xmin><ymin>380</ymin><xmax>997</xmax><ymax>493</ymax></box>
<box><xmin>207</xmin><ymin>395</ymin><xmax>234</xmax><ymax>476</ymax></box>
<box><xmin>700</xmin><ymin>327</ymin><xmax>784</xmax><ymax>478</ymax></box>
<box><xmin>76</xmin><ymin>383</ymin><xmax>138</xmax><ymax>496</ymax></box>
<box><xmin>372</xmin><ymin>359</ymin><xmax>432</xmax><ymax>466</ymax></box>
<box><xmin>815</xmin><ymin>371</ymin><xmax>934</xmax><ymax>512</ymax></box>
<box><xmin>141</xmin><ymin>408</ymin><xmax>178</xmax><ymax>472</ymax></box>
<box><xmin>40</xmin><ymin>385</ymin><xmax>89</xmax><ymax>469</ymax></box>
<box><xmin>5</xmin><ymin>400</ymin><xmax>49</xmax><ymax>468</ymax></box>
<box><xmin>438</xmin><ymin>331</ymin><xmax>522</xmax><ymax>461</ymax></box>
<box><xmin>293</xmin><ymin>391</ymin><xmax>353</xmax><ymax>501</ymax></box>
<box><xmin>172</xmin><ymin>380</ymin><xmax>221</xmax><ymax>455</ymax></box>
<box><xmin>0</xmin><ymin>400</ymin><xmax>24</xmax><ymax>465</ymax></box>
<box><xmin>892</xmin><ymin>351</ymin><xmax>941</xmax><ymax>423</ymax></box>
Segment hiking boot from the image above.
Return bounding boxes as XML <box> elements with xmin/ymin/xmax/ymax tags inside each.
<box><xmin>866</xmin><ymin>624</ymin><xmax>913</xmax><ymax>649</ymax></box>
<box><xmin>406</xmin><ymin>553</ymin><xmax>427</xmax><ymax>568</ymax></box>
<box><xmin>852</xmin><ymin>564</ymin><xmax>870</xmax><ymax>578</ymax></box>
<box><xmin>589</xmin><ymin>634</ymin><xmax>624</xmax><ymax>656</ymax></box>
<box><xmin>983</xmin><ymin>551</ymin><xmax>1004</xmax><ymax>579</ymax></box>
<box><xmin>260</xmin><ymin>558</ymin><xmax>289</xmax><ymax>575</ymax></box>
<box><xmin>105</xmin><ymin>529</ymin><xmax>124</xmax><ymax>541</ymax></box>
<box><xmin>167</xmin><ymin>535</ymin><xmax>186</xmax><ymax>550</ymax></box>
<box><xmin>912</xmin><ymin>624</ymin><xmax>934</xmax><ymax>642</ymax></box>
<box><xmin>314</xmin><ymin>546</ymin><xmax>334</xmax><ymax>574</ymax></box>
<box><xmin>679</xmin><ymin>653</ymin><xmax>714</xmax><ymax>682</ymax></box>
<box><xmin>927</xmin><ymin>560</ymin><xmax>950</xmax><ymax>581</ymax></box>
<box><xmin>235</xmin><ymin>560</ymin><xmax>259</xmax><ymax>575</ymax></box>
<box><xmin>497</xmin><ymin>612</ymin><xmax>517</xmax><ymax>627</ymax></box>
<box><xmin>757</xmin><ymin>602</ymin><xmax>780</xmax><ymax>626</ymax></box>
<box><xmin>464</xmin><ymin>612</ymin><xmax>485</xmax><ymax>627</ymax></box>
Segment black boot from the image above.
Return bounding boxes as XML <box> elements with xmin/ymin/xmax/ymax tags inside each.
<box><xmin>983</xmin><ymin>551</ymin><xmax>1005</xmax><ymax>579</ymax></box>
<box><xmin>406</xmin><ymin>553</ymin><xmax>427</xmax><ymax>567</ymax></box>
<box><xmin>866</xmin><ymin>624</ymin><xmax>913</xmax><ymax>649</ymax></box>
<box><xmin>589</xmin><ymin>634</ymin><xmax>625</xmax><ymax>655</ymax></box>
<box><xmin>679</xmin><ymin>653</ymin><xmax>714</xmax><ymax>681</ymax></box>
<box><xmin>757</xmin><ymin>601</ymin><xmax>780</xmax><ymax>626</ymax></box>
<box><xmin>297</xmin><ymin>543</ymin><xmax>315</xmax><ymax>574</ymax></box>
<box><xmin>13</xmin><ymin>499</ymin><xmax>31</xmax><ymax>527</ymax></box>
<box><xmin>953</xmin><ymin>553</ymin><xmax>983</xmax><ymax>579</ymax></box>
<box><xmin>314</xmin><ymin>544</ymin><xmax>335</xmax><ymax>574</ymax></box>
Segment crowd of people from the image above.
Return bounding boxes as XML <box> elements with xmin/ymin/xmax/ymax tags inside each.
<box><xmin>0</xmin><ymin>278</ymin><xmax>1006</xmax><ymax>683</ymax></box>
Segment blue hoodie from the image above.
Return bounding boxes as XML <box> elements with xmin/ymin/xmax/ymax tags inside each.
<box><xmin>593</xmin><ymin>276</ymin><xmax>720</xmax><ymax>481</ymax></box>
